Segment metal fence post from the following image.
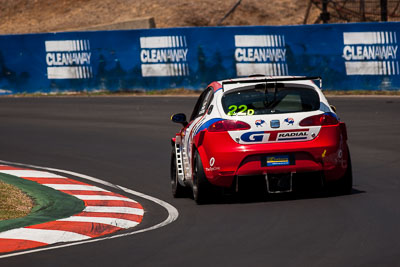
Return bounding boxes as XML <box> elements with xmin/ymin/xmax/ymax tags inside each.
<box><xmin>321</xmin><ymin>0</ymin><xmax>330</xmax><ymax>23</ymax></box>
<box><xmin>381</xmin><ymin>0</ymin><xmax>388</xmax><ymax>21</ymax></box>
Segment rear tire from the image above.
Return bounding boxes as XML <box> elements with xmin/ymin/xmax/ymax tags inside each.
<box><xmin>328</xmin><ymin>148</ymin><xmax>353</xmax><ymax>195</ymax></box>
<box><xmin>337</xmin><ymin>150</ymin><xmax>353</xmax><ymax>194</ymax></box>
<box><xmin>171</xmin><ymin>149</ymin><xmax>186</xmax><ymax>198</ymax></box>
<box><xmin>192</xmin><ymin>151</ymin><xmax>210</xmax><ymax>204</ymax></box>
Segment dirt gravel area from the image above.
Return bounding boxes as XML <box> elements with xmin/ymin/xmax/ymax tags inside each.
<box><xmin>0</xmin><ymin>0</ymin><xmax>321</xmax><ymax>34</ymax></box>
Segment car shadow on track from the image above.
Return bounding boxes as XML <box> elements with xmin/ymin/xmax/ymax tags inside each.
<box><xmin>199</xmin><ymin>187</ymin><xmax>365</xmax><ymax>205</ymax></box>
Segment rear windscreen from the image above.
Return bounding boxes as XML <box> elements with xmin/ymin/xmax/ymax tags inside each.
<box><xmin>221</xmin><ymin>83</ymin><xmax>320</xmax><ymax>116</ymax></box>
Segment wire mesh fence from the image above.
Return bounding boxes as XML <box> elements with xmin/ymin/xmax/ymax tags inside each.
<box><xmin>310</xmin><ymin>0</ymin><xmax>400</xmax><ymax>23</ymax></box>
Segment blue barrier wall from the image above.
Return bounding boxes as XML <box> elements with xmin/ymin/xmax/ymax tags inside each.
<box><xmin>0</xmin><ymin>22</ymin><xmax>399</xmax><ymax>93</ymax></box>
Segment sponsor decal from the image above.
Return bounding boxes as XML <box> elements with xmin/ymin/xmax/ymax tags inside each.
<box><xmin>343</xmin><ymin>31</ymin><xmax>399</xmax><ymax>75</ymax></box>
<box><xmin>45</xmin><ymin>40</ymin><xmax>92</xmax><ymax>79</ymax></box>
<box><xmin>241</xmin><ymin>131</ymin><xmax>265</xmax><ymax>142</ymax></box>
<box><xmin>266</xmin><ymin>155</ymin><xmax>290</xmax><ymax>166</ymax></box>
<box><xmin>210</xmin><ymin>157</ymin><xmax>215</xmax><ymax>167</ymax></box>
<box><xmin>206</xmin><ymin>166</ymin><xmax>220</xmax><ymax>172</ymax></box>
<box><xmin>277</xmin><ymin>131</ymin><xmax>307</xmax><ymax>140</ymax></box>
<box><xmin>270</xmin><ymin>120</ymin><xmax>280</xmax><ymax>128</ymax></box>
<box><xmin>284</xmin><ymin>118</ymin><xmax>294</xmax><ymax>125</ymax></box>
<box><xmin>240</xmin><ymin>129</ymin><xmax>309</xmax><ymax>143</ymax></box>
<box><xmin>206</xmin><ymin>157</ymin><xmax>220</xmax><ymax>172</ymax></box>
<box><xmin>140</xmin><ymin>36</ymin><xmax>189</xmax><ymax>77</ymax></box>
<box><xmin>255</xmin><ymin>119</ymin><xmax>266</xmax><ymax>127</ymax></box>
<box><xmin>234</xmin><ymin>35</ymin><xmax>288</xmax><ymax>76</ymax></box>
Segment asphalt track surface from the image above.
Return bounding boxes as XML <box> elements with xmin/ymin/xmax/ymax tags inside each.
<box><xmin>0</xmin><ymin>96</ymin><xmax>399</xmax><ymax>266</ymax></box>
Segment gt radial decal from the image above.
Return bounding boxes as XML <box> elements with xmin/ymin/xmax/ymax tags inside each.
<box><xmin>0</xmin><ymin>165</ymin><xmax>144</xmax><ymax>254</ymax></box>
<box><xmin>277</xmin><ymin>131</ymin><xmax>308</xmax><ymax>141</ymax></box>
<box><xmin>240</xmin><ymin>129</ymin><xmax>310</xmax><ymax>143</ymax></box>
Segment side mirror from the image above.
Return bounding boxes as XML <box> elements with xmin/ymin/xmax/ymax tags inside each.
<box><xmin>330</xmin><ymin>105</ymin><xmax>337</xmax><ymax>113</ymax></box>
<box><xmin>171</xmin><ymin>113</ymin><xmax>188</xmax><ymax>127</ymax></box>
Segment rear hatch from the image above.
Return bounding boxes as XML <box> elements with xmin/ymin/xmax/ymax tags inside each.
<box><xmin>217</xmin><ymin>81</ymin><xmax>332</xmax><ymax>145</ymax></box>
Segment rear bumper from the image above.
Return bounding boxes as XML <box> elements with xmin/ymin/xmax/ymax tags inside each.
<box><xmin>196</xmin><ymin>125</ymin><xmax>348</xmax><ymax>187</ymax></box>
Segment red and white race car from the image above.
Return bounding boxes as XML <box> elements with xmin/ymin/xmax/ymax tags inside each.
<box><xmin>171</xmin><ymin>76</ymin><xmax>352</xmax><ymax>204</ymax></box>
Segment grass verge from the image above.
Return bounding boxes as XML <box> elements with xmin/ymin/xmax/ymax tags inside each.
<box><xmin>0</xmin><ymin>173</ymin><xmax>85</xmax><ymax>232</ymax></box>
<box><xmin>0</xmin><ymin>180</ymin><xmax>33</xmax><ymax>221</ymax></box>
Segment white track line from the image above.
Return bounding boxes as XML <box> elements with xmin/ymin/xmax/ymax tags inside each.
<box><xmin>73</xmin><ymin>195</ymin><xmax>137</xmax><ymax>202</ymax></box>
<box><xmin>43</xmin><ymin>184</ymin><xmax>109</xmax><ymax>191</ymax></box>
<box><xmin>57</xmin><ymin>216</ymin><xmax>139</xmax><ymax>228</ymax></box>
<box><xmin>0</xmin><ymin>159</ymin><xmax>179</xmax><ymax>259</ymax></box>
<box><xmin>0</xmin><ymin>228</ymin><xmax>91</xmax><ymax>243</ymax></box>
<box><xmin>0</xmin><ymin>170</ymin><xmax>66</xmax><ymax>178</ymax></box>
<box><xmin>83</xmin><ymin>206</ymin><xmax>144</xmax><ymax>215</ymax></box>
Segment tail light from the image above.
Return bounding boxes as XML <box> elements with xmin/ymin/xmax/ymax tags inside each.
<box><xmin>299</xmin><ymin>113</ymin><xmax>339</xmax><ymax>126</ymax></box>
<box><xmin>208</xmin><ymin>120</ymin><xmax>251</xmax><ymax>132</ymax></box>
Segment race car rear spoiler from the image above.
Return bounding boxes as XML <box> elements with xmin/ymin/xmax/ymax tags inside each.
<box><xmin>222</xmin><ymin>76</ymin><xmax>322</xmax><ymax>89</ymax></box>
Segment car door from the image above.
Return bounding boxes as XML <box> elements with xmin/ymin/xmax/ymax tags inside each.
<box><xmin>181</xmin><ymin>87</ymin><xmax>213</xmax><ymax>180</ymax></box>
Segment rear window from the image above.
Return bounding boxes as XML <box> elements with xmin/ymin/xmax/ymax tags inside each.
<box><xmin>221</xmin><ymin>83</ymin><xmax>320</xmax><ymax>116</ymax></box>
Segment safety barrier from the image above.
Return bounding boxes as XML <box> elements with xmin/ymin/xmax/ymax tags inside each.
<box><xmin>0</xmin><ymin>22</ymin><xmax>399</xmax><ymax>93</ymax></box>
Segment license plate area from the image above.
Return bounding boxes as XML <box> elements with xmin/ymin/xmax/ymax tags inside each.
<box><xmin>265</xmin><ymin>173</ymin><xmax>293</xmax><ymax>193</ymax></box>
<box><xmin>261</xmin><ymin>154</ymin><xmax>295</xmax><ymax>167</ymax></box>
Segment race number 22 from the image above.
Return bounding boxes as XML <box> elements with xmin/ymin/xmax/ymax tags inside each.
<box><xmin>228</xmin><ymin>105</ymin><xmax>254</xmax><ymax>116</ymax></box>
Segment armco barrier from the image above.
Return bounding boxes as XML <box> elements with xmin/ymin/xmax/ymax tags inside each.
<box><xmin>0</xmin><ymin>22</ymin><xmax>399</xmax><ymax>94</ymax></box>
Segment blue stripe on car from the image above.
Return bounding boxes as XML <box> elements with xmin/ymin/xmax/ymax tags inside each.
<box><xmin>278</xmin><ymin>137</ymin><xmax>308</xmax><ymax>141</ymax></box>
<box><xmin>194</xmin><ymin>118</ymin><xmax>225</xmax><ymax>136</ymax></box>
<box><xmin>324</xmin><ymin>112</ymin><xmax>339</xmax><ymax>120</ymax></box>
